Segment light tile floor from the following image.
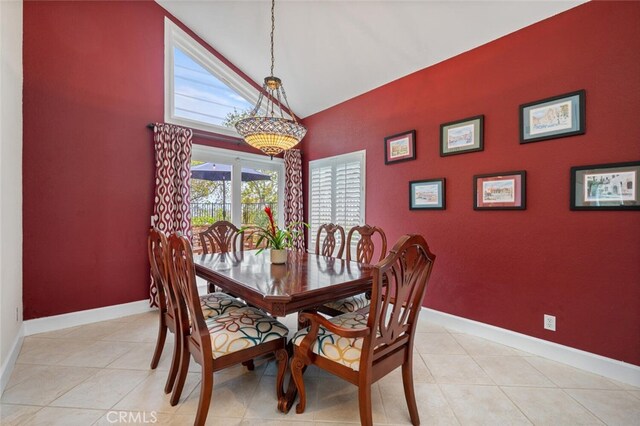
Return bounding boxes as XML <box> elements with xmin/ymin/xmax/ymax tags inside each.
<box><xmin>1</xmin><ymin>310</ymin><xmax>639</xmax><ymax>425</ymax></box>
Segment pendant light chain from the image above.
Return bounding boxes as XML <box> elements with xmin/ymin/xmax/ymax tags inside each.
<box><xmin>270</xmin><ymin>0</ymin><xmax>275</xmax><ymax>77</ymax></box>
<box><xmin>234</xmin><ymin>0</ymin><xmax>307</xmax><ymax>157</ymax></box>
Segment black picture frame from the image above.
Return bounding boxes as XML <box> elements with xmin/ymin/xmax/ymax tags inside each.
<box><xmin>440</xmin><ymin>115</ymin><xmax>484</xmax><ymax>157</ymax></box>
<box><xmin>409</xmin><ymin>178</ymin><xmax>446</xmax><ymax>210</ymax></box>
<box><xmin>520</xmin><ymin>90</ymin><xmax>585</xmax><ymax>144</ymax></box>
<box><xmin>474</xmin><ymin>171</ymin><xmax>526</xmax><ymax>210</ymax></box>
<box><xmin>384</xmin><ymin>130</ymin><xmax>416</xmax><ymax>164</ymax></box>
<box><xmin>570</xmin><ymin>161</ymin><xmax>640</xmax><ymax>210</ymax></box>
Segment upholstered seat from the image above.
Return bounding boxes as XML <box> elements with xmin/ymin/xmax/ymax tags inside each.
<box><xmin>321</xmin><ymin>293</ymin><xmax>369</xmax><ymax>315</ymax></box>
<box><xmin>292</xmin><ymin>311</ymin><xmax>372</xmax><ymax>371</ymax></box>
<box><xmin>206</xmin><ymin>306</ymin><xmax>289</xmax><ymax>359</ymax></box>
<box><xmin>200</xmin><ymin>292</ymin><xmax>246</xmax><ymax>318</ymax></box>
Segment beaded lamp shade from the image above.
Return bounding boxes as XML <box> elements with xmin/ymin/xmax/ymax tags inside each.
<box><xmin>235</xmin><ymin>0</ymin><xmax>307</xmax><ymax>157</ymax></box>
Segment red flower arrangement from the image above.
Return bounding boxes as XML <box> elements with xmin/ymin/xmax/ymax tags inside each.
<box><xmin>241</xmin><ymin>206</ymin><xmax>307</xmax><ymax>253</ymax></box>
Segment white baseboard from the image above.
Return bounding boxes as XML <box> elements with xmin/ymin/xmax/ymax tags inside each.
<box><xmin>422</xmin><ymin>308</ymin><xmax>640</xmax><ymax>388</ymax></box>
<box><xmin>23</xmin><ymin>300</ymin><xmax>154</xmax><ymax>336</ymax></box>
<box><xmin>0</xmin><ymin>324</ymin><xmax>25</xmax><ymax>395</ymax></box>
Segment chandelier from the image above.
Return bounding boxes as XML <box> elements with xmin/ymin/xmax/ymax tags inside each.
<box><xmin>235</xmin><ymin>0</ymin><xmax>307</xmax><ymax>158</ymax></box>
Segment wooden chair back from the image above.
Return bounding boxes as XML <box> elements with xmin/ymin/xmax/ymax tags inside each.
<box><xmin>364</xmin><ymin>234</ymin><xmax>436</xmax><ymax>369</ymax></box>
<box><xmin>199</xmin><ymin>221</ymin><xmax>244</xmax><ymax>254</ymax></box>
<box><xmin>148</xmin><ymin>228</ymin><xmax>175</xmax><ymax>316</ymax></box>
<box><xmin>345</xmin><ymin>225</ymin><xmax>387</xmax><ymax>264</ymax></box>
<box><xmin>167</xmin><ymin>233</ymin><xmax>212</xmax><ymax>362</ymax></box>
<box><xmin>315</xmin><ymin>223</ymin><xmax>345</xmax><ymax>258</ymax></box>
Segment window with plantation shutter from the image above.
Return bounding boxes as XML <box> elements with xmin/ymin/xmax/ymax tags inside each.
<box><xmin>308</xmin><ymin>151</ymin><xmax>366</xmax><ymax>253</ymax></box>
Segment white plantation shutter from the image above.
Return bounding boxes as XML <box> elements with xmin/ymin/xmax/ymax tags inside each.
<box><xmin>308</xmin><ymin>151</ymin><xmax>366</xmax><ymax>253</ymax></box>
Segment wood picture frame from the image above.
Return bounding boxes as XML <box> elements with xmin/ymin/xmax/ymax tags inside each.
<box><xmin>384</xmin><ymin>130</ymin><xmax>416</xmax><ymax>164</ymax></box>
<box><xmin>474</xmin><ymin>171</ymin><xmax>526</xmax><ymax>210</ymax></box>
<box><xmin>440</xmin><ymin>115</ymin><xmax>484</xmax><ymax>157</ymax></box>
<box><xmin>409</xmin><ymin>178</ymin><xmax>445</xmax><ymax>210</ymax></box>
<box><xmin>520</xmin><ymin>90</ymin><xmax>585</xmax><ymax>144</ymax></box>
<box><xmin>570</xmin><ymin>161</ymin><xmax>640</xmax><ymax>210</ymax></box>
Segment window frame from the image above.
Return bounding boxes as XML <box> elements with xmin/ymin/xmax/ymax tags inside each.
<box><xmin>191</xmin><ymin>144</ymin><xmax>285</xmax><ymax>228</ymax></box>
<box><xmin>164</xmin><ymin>18</ymin><xmax>261</xmax><ymax>138</ymax></box>
<box><xmin>307</xmin><ymin>150</ymin><xmax>366</xmax><ymax>253</ymax></box>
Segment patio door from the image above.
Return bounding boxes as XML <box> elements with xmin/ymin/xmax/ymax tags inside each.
<box><xmin>190</xmin><ymin>145</ymin><xmax>285</xmax><ymax>233</ymax></box>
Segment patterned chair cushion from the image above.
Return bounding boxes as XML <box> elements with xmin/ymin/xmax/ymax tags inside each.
<box><xmin>292</xmin><ymin>312</ymin><xmax>373</xmax><ymax>371</ymax></box>
<box><xmin>323</xmin><ymin>293</ymin><xmax>370</xmax><ymax>314</ymax></box>
<box><xmin>200</xmin><ymin>292</ymin><xmax>246</xmax><ymax>318</ymax></box>
<box><xmin>205</xmin><ymin>306</ymin><xmax>289</xmax><ymax>359</ymax></box>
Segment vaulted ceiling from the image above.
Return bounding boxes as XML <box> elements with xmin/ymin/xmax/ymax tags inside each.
<box><xmin>157</xmin><ymin>0</ymin><xmax>586</xmax><ymax>118</ymax></box>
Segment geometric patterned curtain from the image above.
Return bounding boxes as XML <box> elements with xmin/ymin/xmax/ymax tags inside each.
<box><xmin>284</xmin><ymin>149</ymin><xmax>305</xmax><ymax>251</ymax></box>
<box><xmin>150</xmin><ymin>123</ymin><xmax>193</xmax><ymax>306</ymax></box>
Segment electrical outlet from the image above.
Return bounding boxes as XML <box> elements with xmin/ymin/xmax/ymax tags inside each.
<box><xmin>544</xmin><ymin>314</ymin><xmax>556</xmax><ymax>331</ymax></box>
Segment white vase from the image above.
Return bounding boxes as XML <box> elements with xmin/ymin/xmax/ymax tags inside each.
<box><xmin>270</xmin><ymin>249</ymin><xmax>288</xmax><ymax>264</ymax></box>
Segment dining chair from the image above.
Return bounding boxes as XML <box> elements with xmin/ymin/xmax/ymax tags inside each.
<box><xmin>167</xmin><ymin>233</ymin><xmax>289</xmax><ymax>425</ymax></box>
<box><xmin>199</xmin><ymin>220</ymin><xmax>244</xmax><ymax>292</ymax></box>
<box><xmin>320</xmin><ymin>225</ymin><xmax>387</xmax><ymax>316</ymax></box>
<box><xmin>148</xmin><ymin>228</ymin><xmax>246</xmax><ymax>395</ymax></box>
<box><xmin>315</xmin><ymin>223</ymin><xmax>345</xmax><ymax>258</ymax></box>
<box><xmin>289</xmin><ymin>234</ymin><xmax>436</xmax><ymax>426</ymax></box>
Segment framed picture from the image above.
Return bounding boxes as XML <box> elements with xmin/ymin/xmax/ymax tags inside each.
<box><xmin>520</xmin><ymin>90</ymin><xmax>585</xmax><ymax>143</ymax></box>
<box><xmin>410</xmin><ymin>178</ymin><xmax>445</xmax><ymax>210</ymax></box>
<box><xmin>385</xmin><ymin>130</ymin><xmax>416</xmax><ymax>164</ymax></box>
<box><xmin>570</xmin><ymin>161</ymin><xmax>640</xmax><ymax>210</ymax></box>
<box><xmin>474</xmin><ymin>171</ymin><xmax>526</xmax><ymax>210</ymax></box>
<box><xmin>440</xmin><ymin>115</ymin><xmax>483</xmax><ymax>156</ymax></box>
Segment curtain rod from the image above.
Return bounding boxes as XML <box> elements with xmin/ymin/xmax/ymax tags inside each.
<box><xmin>146</xmin><ymin>122</ymin><xmax>243</xmax><ymax>146</ymax></box>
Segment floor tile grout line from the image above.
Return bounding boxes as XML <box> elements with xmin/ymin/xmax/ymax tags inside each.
<box><xmin>434</xmin><ymin>382</ymin><xmax>463</xmax><ymax>426</ymax></box>
<box><xmin>46</xmin><ymin>369</ymin><xmax>152</xmax><ymax>412</ymax></box>
<box><xmin>559</xmin><ymin>387</ymin><xmax>610</xmax><ymax>425</ymax></box>
<box><xmin>468</xmin><ymin>352</ymin><xmax>558</xmax><ymax>388</ymax></box>
<box><xmin>494</xmin><ymin>384</ymin><xmax>535</xmax><ymax>425</ymax></box>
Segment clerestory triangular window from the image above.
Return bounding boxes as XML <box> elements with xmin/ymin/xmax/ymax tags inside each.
<box><xmin>164</xmin><ymin>19</ymin><xmax>259</xmax><ymax>137</ymax></box>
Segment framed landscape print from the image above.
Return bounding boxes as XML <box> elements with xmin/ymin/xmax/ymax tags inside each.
<box><xmin>384</xmin><ymin>130</ymin><xmax>416</xmax><ymax>164</ymax></box>
<box><xmin>520</xmin><ymin>90</ymin><xmax>585</xmax><ymax>143</ymax></box>
<box><xmin>440</xmin><ymin>115</ymin><xmax>484</xmax><ymax>157</ymax></box>
<box><xmin>410</xmin><ymin>178</ymin><xmax>445</xmax><ymax>210</ymax></box>
<box><xmin>474</xmin><ymin>171</ymin><xmax>526</xmax><ymax>210</ymax></box>
<box><xmin>570</xmin><ymin>161</ymin><xmax>640</xmax><ymax>210</ymax></box>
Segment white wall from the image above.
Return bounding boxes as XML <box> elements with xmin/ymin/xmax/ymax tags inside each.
<box><xmin>0</xmin><ymin>0</ymin><xmax>24</xmax><ymax>393</ymax></box>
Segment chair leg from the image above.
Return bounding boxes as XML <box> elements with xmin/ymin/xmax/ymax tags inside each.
<box><xmin>194</xmin><ymin>361</ymin><xmax>213</xmax><ymax>426</ymax></box>
<box><xmin>242</xmin><ymin>359</ymin><xmax>255</xmax><ymax>371</ymax></box>
<box><xmin>402</xmin><ymin>356</ymin><xmax>420</xmax><ymax>425</ymax></box>
<box><xmin>291</xmin><ymin>354</ymin><xmax>307</xmax><ymax>414</ymax></box>
<box><xmin>358</xmin><ymin>379</ymin><xmax>373</xmax><ymax>426</ymax></box>
<box><xmin>275</xmin><ymin>348</ymin><xmax>288</xmax><ymax>402</ymax></box>
<box><xmin>170</xmin><ymin>337</ymin><xmax>191</xmax><ymax>406</ymax></box>
<box><xmin>164</xmin><ymin>330</ymin><xmax>181</xmax><ymax>394</ymax></box>
<box><xmin>150</xmin><ymin>316</ymin><xmax>167</xmax><ymax>369</ymax></box>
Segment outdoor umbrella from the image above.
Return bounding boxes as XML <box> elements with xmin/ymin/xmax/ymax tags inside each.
<box><xmin>190</xmin><ymin>162</ymin><xmax>271</xmax><ymax>218</ymax></box>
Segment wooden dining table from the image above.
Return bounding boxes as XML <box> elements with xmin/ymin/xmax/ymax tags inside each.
<box><xmin>193</xmin><ymin>248</ymin><xmax>375</xmax><ymax>412</ymax></box>
<box><xmin>193</xmin><ymin>248</ymin><xmax>375</xmax><ymax>317</ymax></box>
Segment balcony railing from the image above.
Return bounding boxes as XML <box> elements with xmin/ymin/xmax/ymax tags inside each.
<box><xmin>190</xmin><ymin>202</ymin><xmax>277</xmax><ymax>226</ymax></box>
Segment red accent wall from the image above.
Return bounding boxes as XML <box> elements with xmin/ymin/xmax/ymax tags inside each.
<box><xmin>22</xmin><ymin>1</ymin><xmax>257</xmax><ymax>319</ymax></box>
<box><xmin>301</xmin><ymin>2</ymin><xmax>640</xmax><ymax>364</ymax></box>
